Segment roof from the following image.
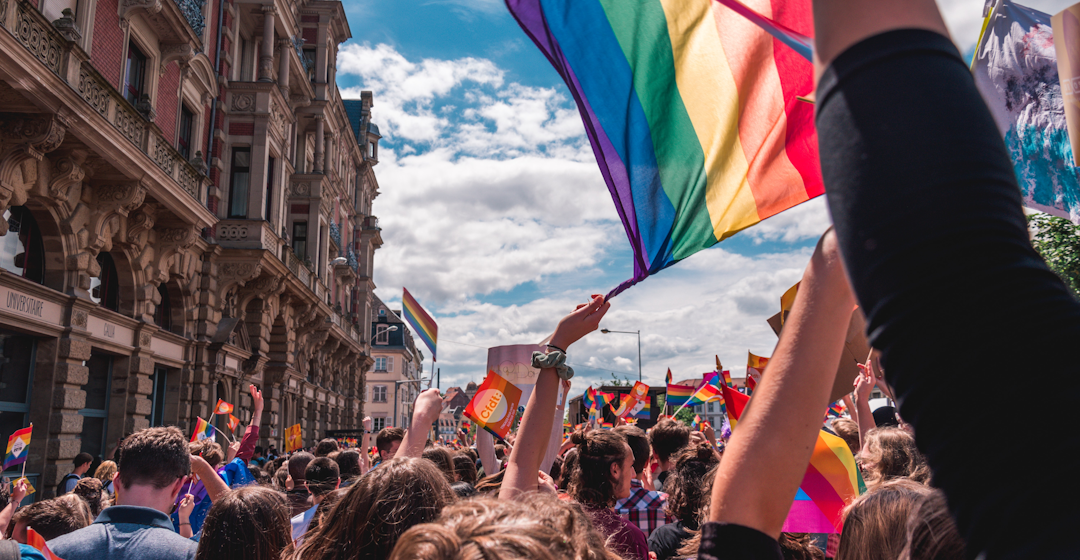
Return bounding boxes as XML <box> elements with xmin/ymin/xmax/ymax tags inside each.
<box><xmin>343</xmin><ymin>99</ymin><xmax>365</xmax><ymax>142</ymax></box>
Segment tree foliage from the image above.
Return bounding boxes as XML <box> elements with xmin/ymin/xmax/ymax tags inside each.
<box><xmin>1028</xmin><ymin>213</ymin><xmax>1080</xmax><ymax>298</ymax></box>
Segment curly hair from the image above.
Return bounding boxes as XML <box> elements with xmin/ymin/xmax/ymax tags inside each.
<box><xmin>388</xmin><ymin>493</ymin><xmax>622</xmax><ymax>560</ymax></box>
<box><xmin>859</xmin><ymin>428</ymin><xmax>930</xmax><ymax>490</ymax></box>
<box><xmin>196</xmin><ymin>486</ymin><xmax>291</xmax><ymax>560</ymax></box>
<box><xmin>664</xmin><ymin>443</ymin><xmax>720</xmax><ymax>524</ymax></box>
<box><xmin>72</xmin><ymin>477</ymin><xmax>107</xmax><ymax>517</ymax></box>
<box><xmin>567</xmin><ymin>429</ymin><xmax>629</xmax><ymax>508</ymax></box>
<box><xmin>557</xmin><ymin>448</ymin><xmax>578</xmax><ymax>492</ymax></box>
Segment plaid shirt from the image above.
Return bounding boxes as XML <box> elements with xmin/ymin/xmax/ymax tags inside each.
<box><xmin>615</xmin><ymin>479</ymin><xmax>674</xmax><ymax>537</ymax></box>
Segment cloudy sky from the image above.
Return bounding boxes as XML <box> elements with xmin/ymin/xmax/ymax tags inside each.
<box><xmin>336</xmin><ymin>0</ymin><xmax>1075</xmax><ymax>393</ymax></box>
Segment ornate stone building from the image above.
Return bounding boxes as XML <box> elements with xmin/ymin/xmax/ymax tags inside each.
<box><xmin>0</xmin><ymin>0</ymin><xmax>381</xmax><ymax>497</ymax></box>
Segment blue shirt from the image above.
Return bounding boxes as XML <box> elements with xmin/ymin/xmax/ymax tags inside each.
<box><xmin>47</xmin><ymin>505</ymin><xmax>197</xmax><ymax>560</ymax></box>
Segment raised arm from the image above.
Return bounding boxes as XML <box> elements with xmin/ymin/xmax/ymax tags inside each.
<box><xmin>191</xmin><ymin>455</ymin><xmax>230</xmax><ymax>502</ymax></box>
<box><xmin>540</xmin><ymin>379</ymin><xmax>571</xmax><ymax>475</ymax></box>
<box><xmin>476</xmin><ymin>428</ymin><xmax>498</xmax><ymax>477</ymax></box>
<box><xmin>400</xmin><ymin>389</ymin><xmax>443</xmax><ymax>459</ymax></box>
<box><xmin>707</xmin><ymin>231</ymin><xmax>854</xmax><ymax>538</ymax></box>
<box><xmin>235</xmin><ymin>384</ymin><xmax>264</xmax><ymax>463</ymax></box>
<box><xmin>852</xmin><ymin>367</ymin><xmax>877</xmax><ymax>451</ymax></box>
<box><xmin>0</xmin><ymin>479</ymin><xmax>28</xmax><ymax>536</ymax></box>
<box><xmin>359</xmin><ymin>416</ymin><xmax>373</xmax><ymax>474</ymax></box>
<box><xmin>500</xmin><ymin>295</ymin><xmax>609</xmax><ymax>501</ymax></box>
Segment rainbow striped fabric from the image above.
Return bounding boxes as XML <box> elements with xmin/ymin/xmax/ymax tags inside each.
<box><xmin>190</xmin><ymin>417</ymin><xmax>214</xmax><ymax>443</ymax></box>
<box><xmin>721</xmin><ymin>370</ymin><xmax>734</xmax><ymax>388</ymax></box>
<box><xmin>26</xmin><ymin>528</ymin><xmax>65</xmax><ymax>560</ymax></box>
<box><xmin>403</xmin><ymin>288</ymin><xmax>438</xmax><ymax>361</ymax></box>
<box><xmin>691</xmin><ymin>414</ymin><xmax>701</xmax><ymax>430</ymax></box>
<box><xmin>596</xmin><ymin>391</ymin><xmax>616</xmax><ymax>410</ymax></box>
<box><xmin>506</xmin><ymin>0</ymin><xmax>821</xmax><ymax>297</ymax></box>
<box><xmin>665</xmin><ymin>368</ymin><xmax>672</xmax><ymax>385</ymax></box>
<box><xmin>4</xmin><ymin>425</ymin><xmax>32</xmax><ymax>470</ymax></box>
<box><xmin>782</xmin><ymin>429</ymin><xmax>864</xmax><ymax>533</ymax></box>
<box><xmin>665</xmin><ymin>382</ymin><xmax>696</xmax><ymax>407</ymax></box>
<box><xmin>583</xmin><ymin>386</ymin><xmax>597</xmax><ymax>410</ymax></box>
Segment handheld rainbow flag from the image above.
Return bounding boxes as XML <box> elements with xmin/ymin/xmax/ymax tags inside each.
<box><xmin>600</xmin><ymin>421</ymin><xmax>615</xmax><ymax>430</ymax></box>
<box><xmin>665</xmin><ymin>382</ymin><xmax>696</xmax><ymax>408</ymax></box>
<box><xmin>781</xmin><ymin>429</ymin><xmax>864</xmax><ymax>533</ymax></box>
<box><xmin>285</xmin><ymin>423</ymin><xmax>303</xmax><ymax>453</ymax></box>
<box><xmin>26</xmin><ymin>528</ymin><xmax>66</xmax><ymax>560</ymax></box>
<box><xmin>190</xmin><ymin>417</ymin><xmax>215</xmax><ymax>443</ymax></box>
<box><xmin>633</xmin><ymin>399</ymin><xmax>651</xmax><ymax>420</ymax></box>
<box><xmin>721</xmin><ymin>370</ymin><xmax>734</xmax><ymax>388</ymax></box>
<box><xmin>227</xmin><ymin>414</ymin><xmax>240</xmax><ymax>432</ymax></box>
<box><xmin>665</xmin><ymin>368</ymin><xmax>672</xmax><ymax>385</ymax></box>
<box><xmin>505</xmin><ymin>0</ymin><xmax>821</xmax><ymax>299</ymax></box>
<box><xmin>595</xmin><ymin>391</ymin><xmax>616</xmax><ymax>410</ymax></box>
<box><xmin>583</xmin><ymin>386</ymin><xmax>597</xmax><ymax>410</ymax></box>
<box><xmin>712</xmin><ymin>0</ymin><xmax>813</xmax><ymax>61</ymax></box>
<box><xmin>690</xmin><ymin>414</ymin><xmax>701</xmax><ymax>430</ymax></box>
<box><xmin>464</xmin><ymin>371</ymin><xmax>524</xmax><ymax>441</ymax></box>
<box><xmin>4</xmin><ymin>424</ymin><xmax>32</xmax><ymax>470</ymax></box>
<box><xmin>403</xmin><ymin>288</ymin><xmax>438</xmax><ymax>361</ymax></box>
<box><xmin>215</xmin><ymin>399</ymin><xmax>234</xmax><ymax>415</ymax></box>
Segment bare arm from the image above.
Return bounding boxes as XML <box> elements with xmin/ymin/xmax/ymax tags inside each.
<box><xmin>235</xmin><ymin>385</ymin><xmax>264</xmax><ymax>463</ymax></box>
<box><xmin>501</xmin><ymin>296</ymin><xmax>609</xmax><ymax>501</ymax></box>
<box><xmin>709</xmin><ymin>231</ymin><xmax>855</xmax><ymax>537</ymax></box>
<box><xmin>0</xmin><ymin>480</ymin><xmax>27</xmax><ymax>536</ymax></box>
<box><xmin>477</xmin><ymin>429</ymin><xmax>498</xmax><ymax>477</ymax></box>
<box><xmin>400</xmin><ymin>389</ymin><xmax>443</xmax><ymax>459</ymax></box>
<box><xmin>540</xmin><ymin>379</ymin><xmax>571</xmax><ymax>475</ymax></box>
<box><xmin>177</xmin><ymin>494</ymin><xmax>195</xmax><ymax>538</ymax></box>
<box><xmin>853</xmin><ymin>367</ymin><xmax>877</xmax><ymax>451</ymax></box>
<box><xmin>359</xmin><ymin>417</ymin><xmax>373</xmax><ymax>475</ymax></box>
<box><xmin>191</xmin><ymin>455</ymin><xmax>230</xmax><ymax>503</ymax></box>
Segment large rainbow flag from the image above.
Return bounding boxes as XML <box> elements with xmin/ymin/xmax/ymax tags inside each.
<box><xmin>782</xmin><ymin>429</ymin><xmax>864</xmax><ymax>533</ymax></box>
<box><xmin>505</xmin><ymin>0</ymin><xmax>821</xmax><ymax>297</ymax></box>
<box><xmin>403</xmin><ymin>287</ymin><xmax>438</xmax><ymax>361</ymax></box>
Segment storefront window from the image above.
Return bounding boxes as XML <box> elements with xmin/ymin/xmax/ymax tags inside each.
<box><xmin>0</xmin><ymin>330</ymin><xmax>36</xmax><ymax>476</ymax></box>
<box><xmin>0</xmin><ymin>207</ymin><xmax>46</xmax><ymax>284</ymax></box>
<box><xmin>80</xmin><ymin>353</ymin><xmax>112</xmax><ymax>463</ymax></box>
<box><xmin>150</xmin><ymin>366</ymin><xmax>168</xmax><ymax>426</ymax></box>
<box><xmin>155</xmin><ymin>283</ymin><xmax>172</xmax><ymax>331</ymax></box>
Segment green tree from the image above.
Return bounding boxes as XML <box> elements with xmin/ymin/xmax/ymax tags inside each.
<box><xmin>674</xmin><ymin>406</ymin><xmax>696</xmax><ymax>426</ymax></box>
<box><xmin>608</xmin><ymin>372</ymin><xmax>630</xmax><ymax>387</ymax></box>
<box><xmin>1028</xmin><ymin>213</ymin><xmax>1080</xmax><ymax>298</ymax></box>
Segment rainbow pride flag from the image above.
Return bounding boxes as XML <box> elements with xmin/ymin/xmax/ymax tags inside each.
<box><xmin>4</xmin><ymin>425</ymin><xmax>32</xmax><ymax>470</ymax></box>
<box><xmin>506</xmin><ymin>0</ymin><xmax>821</xmax><ymax>298</ymax></box>
<box><xmin>633</xmin><ymin>399</ymin><xmax>652</xmax><ymax>420</ymax></box>
<box><xmin>403</xmin><ymin>287</ymin><xmax>438</xmax><ymax>361</ymax></box>
<box><xmin>190</xmin><ymin>417</ymin><xmax>214</xmax><ymax>443</ymax></box>
<box><xmin>26</xmin><ymin>528</ymin><xmax>65</xmax><ymax>560</ymax></box>
<box><xmin>690</xmin><ymin>414</ymin><xmax>701</xmax><ymax>430</ymax></box>
<box><xmin>721</xmin><ymin>370</ymin><xmax>734</xmax><ymax>388</ymax></box>
<box><xmin>782</xmin><ymin>429</ymin><xmax>864</xmax><ymax>533</ymax></box>
<box><xmin>596</xmin><ymin>391</ymin><xmax>616</xmax><ymax>410</ymax></box>
<box><xmin>665</xmin><ymin>383</ymin><xmax>696</xmax><ymax>407</ymax></box>
<box><xmin>583</xmin><ymin>386</ymin><xmax>597</xmax><ymax>410</ymax></box>
<box><xmin>665</xmin><ymin>368</ymin><xmax>672</xmax><ymax>385</ymax></box>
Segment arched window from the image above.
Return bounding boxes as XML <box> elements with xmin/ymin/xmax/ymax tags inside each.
<box><xmin>0</xmin><ymin>207</ymin><xmax>45</xmax><ymax>284</ymax></box>
<box><xmin>91</xmin><ymin>253</ymin><xmax>120</xmax><ymax>312</ymax></box>
<box><xmin>155</xmin><ymin>283</ymin><xmax>172</xmax><ymax>331</ymax></box>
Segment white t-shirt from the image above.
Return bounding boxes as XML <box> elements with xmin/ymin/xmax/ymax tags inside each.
<box><xmin>291</xmin><ymin>504</ymin><xmax>318</xmax><ymax>543</ymax></box>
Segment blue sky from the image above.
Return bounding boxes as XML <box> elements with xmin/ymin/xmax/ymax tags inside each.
<box><xmin>335</xmin><ymin>0</ymin><xmax>1076</xmax><ymax>393</ymax></box>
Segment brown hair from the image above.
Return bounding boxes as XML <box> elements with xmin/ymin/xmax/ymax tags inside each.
<box><xmin>859</xmin><ymin>428</ymin><xmax>930</xmax><ymax>490</ymax></box>
<box><xmin>13</xmin><ymin>494</ymin><xmax>92</xmax><ymax>540</ymax></box>
<box><xmin>195</xmin><ymin>486</ymin><xmax>291</xmax><ymax>560</ymax></box>
<box><xmin>568</xmin><ymin>429</ymin><xmax>629</xmax><ymax>508</ymax></box>
<box><xmin>288</xmin><ymin>457</ymin><xmax>455</xmax><ymax>560</ymax></box>
<box><xmin>474</xmin><ymin>468</ymin><xmax>506</xmax><ymax>495</ymax></box>
<box><xmin>315</xmin><ymin>438</ymin><xmax>340</xmax><ymax>457</ymax></box>
<box><xmin>452</xmin><ymin>453</ymin><xmax>477</xmax><ymax>485</ymax></box>
<box><xmin>375</xmin><ymin>427</ymin><xmax>405</xmax><ymax>454</ymax></box>
<box><xmin>830</xmin><ymin>418</ymin><xmax>860</xmax><ymax>455</ymax></box>
<box><xmin>190</xmin><ymin>439</ymin><xmax>225</xmax><ymax>468</ymax></box>
<box><xmin>93</xmin><ymin>460</ymin><xmax>117</xmax><ymax>486</ymax></box>
<box><xmin>334</xmin><ymin>450</ymin><xmax>362</xmax><ymax>481</ymax></box>
<box><xmin>557</xmin><ymin>448</ymin><xmax>578</xmax><ymax>492</ymax></box>
<box><xmin>665</xmin><ymin>443</ymin><xmax>720</xmax><ymax>525</ymax></box>
<box><xmin>388</xmin><ymin>493</ymin><xmax>622</xmax><ymax>560</ymax></box>
<box><xmin>836</xmin><ymin>479</ymin><xmax>932</xmax><ymax>560</ymax></box>
<box><xmin>613</xmin><ymin>425</ymin><xmax>649</xmax><ymax>474</ymax></box>
<box><xmin>305</xmin><ymin>457</ymin><xmax>340</xmax><ymax>497</ymax></box>
<box><xmin>305</xmin><ymin>488</ymin><xmax>348</xmax><ymax>539</ymax></box>
<box><xmin>72</xmin><ymin>477</ymin><xmax>106</xmax><ymax>517</ymax></box>
<box><xmin>288</xmin><ymin>452</ymin><xmax>315</xmax><ymax>483</ymax></box>
<box><xmin>648</xmin><ymin>418</ymin><xmax>690</xmax><ymax>463</ymax></box>
<box><xmin>116</xmin><ymin>426</ymin><xmax>191</xmax><ymax>489</ymax></box>
<box><xmin>779</xmin><ymin>533</ymin><xmax>825</xmax><ymax>560</ymax></box>
<box><xmin>899</xmin><ymin>488</ymin><xmax>965</xmax><ymax>560</ymax></box>
<box><xmin>273</xmin><ymin>465</ymin><xmax>289</xmax><ymax>490</ymax></box>
<box><xmin>421</xmin><ymin>447</ymin><xmax>457</xmax><ymax>485</ymax></box>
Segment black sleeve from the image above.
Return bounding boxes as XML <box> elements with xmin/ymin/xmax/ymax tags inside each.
<box><xmin>647</xmin><ymin>523</ymin><xmax>683</xmax><ymax>560</ymax></box>
<box><xmin>695</xmin><ymin>522</ymin><xmax>782</xmax><ymax>560</ymax></box>
<box><xmin>817</xmin><ymin>29</ymin><xmax>1080</xmax><ymax>559</ymax></box>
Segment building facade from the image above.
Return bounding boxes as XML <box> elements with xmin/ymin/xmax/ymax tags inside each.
<box><xmin>365</xmin><ymin>297</ymin><xmax>424</xmax><ymax>431</ymax></box>
<box><xmin>0</xmin><ymin>0</ymin><xmax>383</xmax><ymax>496</ymax></box>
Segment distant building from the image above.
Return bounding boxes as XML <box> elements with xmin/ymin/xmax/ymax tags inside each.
<box><xmin>437</xmin><ymin>387</ymin><xmax>470</xmax><ymax>443</ymax></box>
<box><xmin>366</xmin><ymin>297</ymin><xmax>425</xmax><ymax>430</ymax></box>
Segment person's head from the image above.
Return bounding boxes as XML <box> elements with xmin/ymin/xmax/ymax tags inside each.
<box><xmin>11</xmin><ymin>494</ymin><xmax>93</xmax><ymax>543</ymax></box>
<box><xmin>648</xmin><ymin>418</ymin><xmax>691</xmax><ymax>467</ymax></box>
<box><xmin>287</xmin><ymin>451</ymin><xmax>315</xmax><ymax>486</ymax></box>
<box><xmin>273</xmin><ymin>465</ymin><xmax>290</xmax><ymax>490</ymax></box>
<box><xmin>450</xmin><ymin>481</ymin><xmax>478</xmax><ymax>498</ymax></box>
<box><xmin>836</xmin><ymin>479</ymin><xmax>932</xmax><ymax>560</ymax></box>
<box><xmin>190</xmin><ymin>438</ymin><xmax>225</xmax><ymax>469</ymax></box>
<box><xmin>94</xmin><ymin>460</ymin><xmax>117</xmax><ymax>486</ymax></box>
<box><xmin>115</xmin><ymin>426</ymin><xmax>191</xmax><ymax>511</ymax></box>
<box><xmin>315</xmin><ymin>438</ymin><xmax>340</xmax><ymax>457</ymax></box>
<box><xmin>899</xmin><ymin>487</ymin><xmax>966</xmax><ymax>560</ymax></box>
<box><xmin>253</xmin><ymin>445</ymin><xmax>264</xmax><ymax>458</ymax></box>
<box><xmin>72</xmin><ymin>477</ymin><xmax>106</xmax><ymax>517</ymax></box>
<box><xmin>452</xmin><ymin>453</ymin><xmax>477</xmax><ymax>486</ymax></box>
<box><xmin>389</xmin><ymin>493</ymin><xmax>620</xmax><ymax>560</ymax></box>
<box><xmin>613</xmin><ymin>425</ymin><xmax>650</xmax><ymax>476</ymax></box>
<box><xmin>830</xmin><ymin>418</ymin><xmax>861</xmax><ymax>455</ymax></box>
<box><xmin>859</xmin><ymin>428</ymin><xmax>930</xmax><ymax>490</ymax></box>
<box><xmin>421</xmin><ymin>446</ymin><xmax>457</xmax><ymax>485</ymax></box>
<box><xmin>557</xmin><ymin>448</ymin><xmax>578</xmax><ymax>492</ymax></box>
<box><xmin>195</xmin><ymin>486</ymin><xmax>291</xmax><ymax>560</ymax></box>
<box><xmin>494</xmin><ymin>444</ymin><xmax>507</xmax><ymax>461</ymax></box>
<box><xmin>568</xmin><ymin>429</ymin><xmax>634</xmax><ymax>508</ymax></box>
<box><xmin>375</xmin><ymin>427</ymin><xmax>405</xmax><ymax>462</ymax></box>
<box><xmin>779</xmin><ymin>533</ymin><xmax>826</xmax><ymax>560</ymax></box>
<box><xmin>73</xmin><ymin>452</ymin><xmax>94</xmax><ymax>475</ymax></box>
<box><xmin>873</xmin><ymin>406</ymin><xmax>900</xmax><ymax>428</ymax></box>
<box><xmin>334</xmin><ymin>450</ymin><xmax>363</xmax><ymax>481</ymax></box>
<box><xmin>293</xmin><ymin>457</ymin><xmax>456</xmax><ymax>560</ymax></box>
<box><xmin>474</xmin><ymin>468</ymin><xmax>506</xmax><ymax>495</ymax></box>
<box><xmin>665</xmin><ymin>443</ymin><xmax>721</xmax><ymax>525</ymax></box>
<box><xmin>305</xmin><ymin>457</ymin><xmax>341</xmax><ymax>499</ymax></box>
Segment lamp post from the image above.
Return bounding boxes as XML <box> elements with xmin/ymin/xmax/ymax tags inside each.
<box><xmin>600</xmin><ymin>328</ymin><xmax>642</xmax><ymax>382</ymax></box>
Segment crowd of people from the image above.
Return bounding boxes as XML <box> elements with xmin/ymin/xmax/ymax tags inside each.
<box><xmin>1</xmin><ymin>0</ymin><xmax>1074</xmax><ymax>557</ymax></box>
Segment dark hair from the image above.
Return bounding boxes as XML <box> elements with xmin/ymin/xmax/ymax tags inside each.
<box><xmin>649</xmin><ymin>418</ymin><xmax>691</xmax><ymax>462</ymax></box>
<box><xmin>836</xmin><ymin>479</ymin><xmax>931</xmax><ymax>560</ymax></box>
<box><xmin>557</xmin><ymin>448</ymin><xmax>578</xmax><ymax>492</ymax></box>
<box><xmin>116</xmin><ymin>426</ymin><xmax>190</xmax><ymax>489</ymax></box>
<box><xmin>305</xmin><ymin>457</ymin><xmax>340</xmax><ymax>497</ymax></box>
<box><xmin>450</xmin><ymin>481</ymin><xmax>477</xmax><ymax>498</ymax></box>
<box><xmin>74</xmin><ymin>452</ymin><xmax>94</xmax><ymax>468</ymax></box>
<box><xmin>254</xmin><ymin>445</ymin><xmax>264</xmax><ymax>456</ymax></box>
<box><xmin>12</xmin><ymin>494</ymin><xmax>92</xmax><ymax>540</ymax></box>
<box><xmin>665</xmin><ymin>443</ymin><xmax>720</xmax><ymax>525</ymax></box>
<box><xmin>72</xmin><ymin>477</ymin><xmax>106</xmax><ymax>517</ymax></box>
<box><xmin>568</xmin><ymin>429</ymin><xmax>629</xmax><ymax>508</ymax></box>
<box><xmin>421</xmin><ymin>447</ymin><xmax>457</xmax><ymax>484</ymax></box>
<box><xmin>452</xmin><ymin>453</ymin><xmax>477</xmax><ymax>486</ymax></box>
<box><xmin>494</xmin><ymin>444</ymin><xmax>507</xmax><ymax>461</ymax></box>
<box><xmin>288</xmin><ymin>457</ymin><xmax>455</xmax><ymax>560</ymax></box>
<box><xmin>190</xmin><ymin>439</ymin><xmax>225</xmax><ymax>468</ymax></box>
<box><xmin>315</xmin><ymin>438</ymin><xmax>340</xmax><ymax>457</ymax></box>
<box><xmin>474</xmin><ymin>468</ymin><xmax>506</xmax><ymax>496</ymax></box>
<box><xmin>614</xmin><ymin>425</ymin><xmax>650</xmax><ymax>474</ymax></box>
<box><xmin>273</xmin><ymin>466</ymin><xmax>289</xmax><ymax>490</ymax></box>
<box><xmin>0</xmin><ymin>478</ymin><xmax>11</xmax><ymax>511</ymax></box>
<box><xmin>334</xmin><ymin>450</ymin><xmax>362</xmax><ymax>481</ymax></box>
<box><xmin>375</xmin><ymin>427</ymin><xmax>405</xmax><ymax>454</ymax></box>
<box><xmin>288</xmin><ymin>452</ymin><xmax>315</xmax><ymax>483</ymax></box>
<box><xmin>779</xmin><ymin>533</ymin><xmax>825</xmax><ymax>560</ymax></box>
<box><xmin>195</xmin><ymin>486</ymin><xmax>291</xmax><ymax>560</ymax></box>
<box><xmin>305</xmin><ymin>488</ymin><xmax>348</xmax><ymax>539</ymax></box>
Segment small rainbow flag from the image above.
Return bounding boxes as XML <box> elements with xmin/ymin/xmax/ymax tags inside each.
<box><xmin>665</xmin><ymin>368</ymin><xmax>673</xmax><ymax>385</ymax></box>
<box><xmin>721</xmin><ymin>370</ymin><xmax>734</xmax><ymax>388</ymax></box>
<box><xmin>782</xmin><ymin>430</ymin><xmax>864</xmax><ymax>533</ymax></box>
<box><xmin>4</xmin><ymin>424</ymin><xmax>32</xmax><ymax>470</ymax></box>
<box><xmin>403</xmin><ymin>287</ymin><xmax>438</xmax><ymax>361</ymax></box>
<box><xmin>583</xmin><ymin>386</ymin><xmax>597</xmax><ymax>410</ymax></box>
<box><xmin>505</xmin><ymin>0</ymin><xmax>821</xmax><ymax>299</ymax></box>
<box><xmin>600</xmin><ymin>421</ymin><xmax>615</xmax><ymax>430</ymax></box>
<box><xmin>665</xmin><ymin>383</ymin><xmax>696</xmax><ymax>407</ymax></box>
<box><xmin>693</xmin><ymin>383</ymin><xmax>723</xmax><ymax>406</ymax></box>
<box><xmin>690</xmin><ymin>414</ymin><xmax>701</xmax><ymax>430</ymax></box>
<box><xmin>215</xmin><ymin>399</ymin><xmax>234</xmax><ymax>415</ymax></box>
<box><xmin>227</xmin><ymin>414</ymin><xmax>240</xmax><ymax>432</ymax></box>
<box><xmin>190</xmin><ymin>417</ymin><xmax>214</xmax><ymax>443</ymax></box>
<box><xmin>26</xmin><ymin>528</ymin><xmax>65</xmax><ymax>560</ymax></box>
<box><xmin>596</xmin><ymin>391</ymin><xmax>616</xmax><ymax>410</ymax></box>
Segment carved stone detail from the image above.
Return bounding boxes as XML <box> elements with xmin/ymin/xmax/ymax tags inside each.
<box><xmin>0</xmin><ymin>114</ymin><xmax>67</xmax><ymax>159</ymax></box>
<box><xmin>71</xmin><ymin>309</ymin><xmax>88</xmax><ymax>328</ymax></box>
<box><xmin>232</xmin><ymin>94</ymin><xmax>255</xmax><ymax>112</ymax></box>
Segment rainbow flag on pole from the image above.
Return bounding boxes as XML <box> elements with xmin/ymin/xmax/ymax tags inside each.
<box><xmin>403</xmin><ymin>287</ymin><xmax>438</xmax><ymax>361</ymax></box>
<box><xmin>583</xmin><ymin>386</ymin><xmax>597</xmax><ymax>410</ymax></box>
<box><xmin>505</xmin><ymin>0</ymin><xmax>821</xmax><ymax>298</ymax></box>
<box><xmin>665</xmin><ymin>383</ymin><xmax>696</xmax><ymax>408</ymax></box>
<box><xmin>190</xmin><ymin>417</ymin><xmax>214</xmax><ymax>443</ymax></box>
<box><xmin>4</xmin><ymin>424</ymin><xmax>32</xmax><ymax>470</ymax></box>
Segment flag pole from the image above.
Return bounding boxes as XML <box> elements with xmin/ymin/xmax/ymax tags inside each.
<box><xmin>671</xmin><ymin>384</ymin><xmax>709</xmax><ymax>419</ymax></box>
<box><xmin>211</xmin><ymin>424</ymin><xmax>233</xmax><ymax>444</ymax></box>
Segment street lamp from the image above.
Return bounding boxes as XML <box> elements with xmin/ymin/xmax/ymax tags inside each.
<box><xmin>600</xmin><ymin>328</ymin><xmax>642</xmax><ymax>382</ymax></box>
<box><xmin>370</xmin><ymin>325</ymin><xmax>398</xmax><ymax>343</ymax></box>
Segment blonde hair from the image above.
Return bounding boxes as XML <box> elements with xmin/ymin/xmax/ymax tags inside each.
<box><xmin>836</xmin><ymin>479</ymin><xmax>932</xmax><ymax>560</ymax></box>
<box><xmin>94</xmin><ymin>460</ymin><xmax>117</xmax><ymax>485</ymax></box>
<box><xmin>859</xmin><ymin>428</ymin><xmax>930</xmax><ymax>490</ymax></box>
<box><xmin>389</xmin><ymin>493</ymin><xmax>622</xmax><ymax>560</ymax></box>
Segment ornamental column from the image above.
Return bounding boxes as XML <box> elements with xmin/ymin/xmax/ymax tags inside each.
<box><xmin>314</xmin><ymin>116</ymin><xmax>325</xmax><ymax>174</ymax></box>
<box><xmin>277</xmin><ymin>38</ymin><xmax>292</xmax><ymax>98</ymax></box>
<box><xmin>259</xmin><ymin>6</ymin><xmax>276</xmax><ymax>82</ymax></box>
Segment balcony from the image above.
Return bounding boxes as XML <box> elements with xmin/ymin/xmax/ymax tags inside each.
<box><xmin>362</xmin><ymin>216</ymin><xmax>380</xmax><ymax>230</ymax></box>
<box><xmin>215</xmin><ymin>219</ymin><xmax>280</xmax><ymax>251</ymax></box>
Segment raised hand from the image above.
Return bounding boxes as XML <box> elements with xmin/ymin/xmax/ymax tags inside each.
<box><xmin>548</xmin><ymin>295</ymin><xmax>610</xmax><ymax>351</ymax></box>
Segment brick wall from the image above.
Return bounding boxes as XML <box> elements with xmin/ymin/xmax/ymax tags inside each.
<box><xmin>157</xmin><ymin>63</ymin><xmax>180</xmax><ymax>144</ymax></box>
<box><xmin>302</xmin><ymin>27</ymin><xmax>316</xmax><ymax>44</ymax></box>
<box><xmin>229</xmin><ymin>122</ymin><xmax>254</xmax><ymax>136</ymax></box>
<box><xmin>91</xmin><ymin>0</ymin><xmax>124</xmax><ymax>90</ymax></box>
